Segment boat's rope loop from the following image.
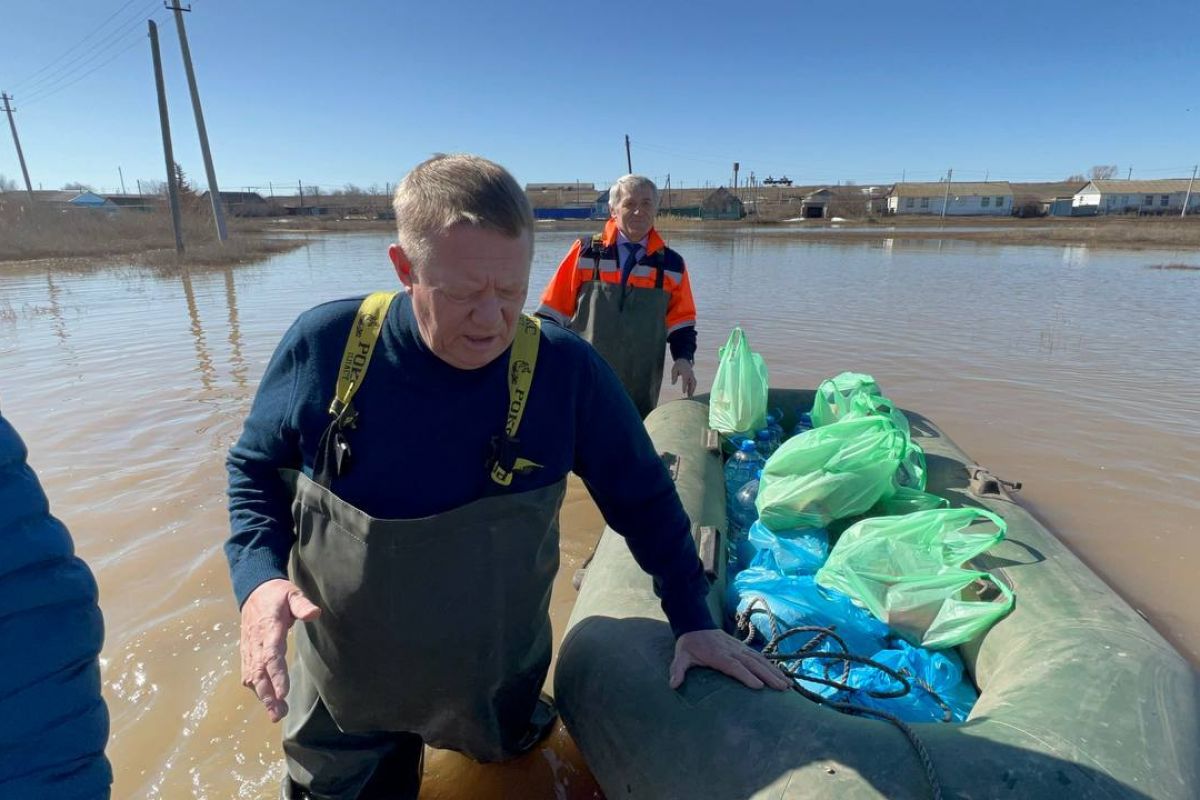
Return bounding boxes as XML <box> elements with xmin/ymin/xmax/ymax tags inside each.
<box><xmin>735</xmin><ymin>598</ymin><xmax>945</xmax><ymax>800</ymax></box>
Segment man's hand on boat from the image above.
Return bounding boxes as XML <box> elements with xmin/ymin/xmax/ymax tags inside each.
<box><xmin>669</xmin><ymin>629</ymin><xmax>792</xmax><ymax>691</ymax></box>
<box><xmin>240</xmin><ymin>578</ymin><xmax>322</xmax><ymax>722</ymax></box>
<box><xmin>671</xmin><ymin>358</ymin><xmax>697</xmax><ymax>397</ymax></box>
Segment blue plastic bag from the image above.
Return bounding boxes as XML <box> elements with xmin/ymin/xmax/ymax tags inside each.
<box><xmin>730</xmin><ymin>566</ymin><xmax>890</xmax><ymax>656</ymax></box>
<box><xmin>843</xmin><ymin>639</ymin><xmax>978</xmax><ymax>723</ymax></box>
<box><xmin>746</xmin><ymin>521</ymin><xmax>829</xmax><ymax>576</ymax></box>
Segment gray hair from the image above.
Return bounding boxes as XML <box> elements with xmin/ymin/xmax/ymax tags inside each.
<box><xmin>609</xmin><ymin>174</ymin><xmax>659</xmax><ymax>210</ymax></box>
<box><xmin>392</xmin><ymin>153</ymin><xmax>534</xmax><ymax>267</ymax></box>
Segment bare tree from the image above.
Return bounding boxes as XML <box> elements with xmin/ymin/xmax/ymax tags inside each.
<box><xmin>62</xmin><ymin>181</ymin><xmax>94</xmax><ymax>191</ymax></box>
<box><xmin>0</xmin><ymin>173</ymin><xmax>16</xmax><ymax>192</ymax></box>
<box><xmin>1064</xmin><ymin>173</ymin><xmax>1086</xmax><ymax>182</ymax></box>
<box><xmin>1089</xmin><ymin>165</ymin><xmax>1118</xmax><ymax>180</ymax></box>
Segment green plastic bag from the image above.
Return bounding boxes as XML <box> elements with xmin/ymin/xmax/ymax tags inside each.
<box><xmin>708</xmin><ymin>327</ymin><xmax>768</xmax><ymax>436</ymax></box>
<box><xmin>815</xmin><ymin>374</ymin><xmax>927</xmax><ymax>490</ymax></box>
<box><xmin>816</xmin><ymin>508</ymin><xmax>1015</xmax><ymax>649</ymax></box>
<box><xmin>811</xmin><ymin>372</ymin><xmax>882</xmax><ymax>428</ymax></box>
<box><xmin>869</xmin><ymin>485</ymin><xmax>947</xmax><ymax>516</ymax></box>
<box><xmin>756</xmin><ymin>416</ymin><xmax>907</xmax><ymax>530</ymax></box>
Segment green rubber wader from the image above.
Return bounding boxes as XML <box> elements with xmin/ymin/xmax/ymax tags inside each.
<box><xmin>280</xmin><ymin>470</ymin><xmax>567</xmax><ymax>797</ymax></box>
<box><xmin>568</xmin><ymin>272</ymin><xmax>669</xmax><ymax>419</ymax></box>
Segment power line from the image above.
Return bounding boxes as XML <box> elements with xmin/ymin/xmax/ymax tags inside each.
<box><xmin>7</xmin><ymin>0</ymin><xmax>145</xmax><ymax>93</ymax></box>
<box><xmin>20</xmin><ymin>1</ymin><xmax>164</xmax><ymax>104</ymax></box>
<box><xmin>22</xmin><ymin>35</ymin><xmax>151</xmax><ymax>107</ymax></box>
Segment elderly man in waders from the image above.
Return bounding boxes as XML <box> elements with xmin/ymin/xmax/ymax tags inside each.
<box><xmin>536</xmin><ymin>175</ymin><xmax>698</xmax><ymax>418</ymax></box>
<box><xmin>224</xmin><ymin>155</ymin><xmax>788</xmax><ymax>800</ymax></box>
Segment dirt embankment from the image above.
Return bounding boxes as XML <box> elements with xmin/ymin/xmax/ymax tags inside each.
<box><xmin>0</xmin><ymin>207</ymin><xmax>304</xmax><ymax>269</ymax></box>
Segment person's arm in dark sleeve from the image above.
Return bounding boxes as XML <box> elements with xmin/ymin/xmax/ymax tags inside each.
<box><xmin>665</xmin><ymin>263</ymin><xmax>697</xmax><ymax>362</ymax></box>
<box><xmin>572</xmin><ymin>351</ymin><xmax>716</xmax><ymax>637</ymax></box>
<box><xmin>667</xmin><ymin>326</ymin><xmax>697</xmax><ymax>362</ymax></box>
<box><xmin>225</xmin><ymin>322</ymin><xmax>306</xmax><ymax>608</ymax></box>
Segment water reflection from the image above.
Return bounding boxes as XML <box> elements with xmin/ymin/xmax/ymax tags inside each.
<box><xmin>179</xmin><ymin>268</ymin><xmax>217</xmax><ymax>392</ymax></box>
<box><xmin>223</xmin><ymin>267</ymin><xmax>248</xmax><ymax>390</ymax></box>
<box><xmin>44</xmin><ymin>272</ymin><xmax>82</xmax><ymax>373</ymax></box>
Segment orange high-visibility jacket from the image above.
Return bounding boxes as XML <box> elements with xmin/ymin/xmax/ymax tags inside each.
<box><xmin>535</xmin><ymin>219</ymin><xmax>698</xmax><ymax>361</ymax></box>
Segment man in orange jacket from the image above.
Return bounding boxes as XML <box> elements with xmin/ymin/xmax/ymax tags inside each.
<box><xmin>535</xmin><ymin>175</ymin><xmax>697</xmax><ymax>418</ymax></box>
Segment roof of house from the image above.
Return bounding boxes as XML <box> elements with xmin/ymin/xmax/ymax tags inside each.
<box><xmin>526</xmin><ymin>182</ymin><xmax>595</xmax><ymax>192</ymax></box>
<box><xmin>200</xmin><ymin>190</ymin><xmax>267</xmax><ymax>204</ymax></box>
<box><xmin>890</xmin><ymin>181</ymin><xmax>1014</xmax><ymax>198</ymax></box>
<box><xmin>1083</xmin><ymin>179</ymin><xmax>1197</xmax><ymax>194</ymax></box>
<box><xmin>524</xmin><ymin>187</ymin><xmax>603</xmax><ymax>209</ymax></box>
<box><xmin>1010</xmin><ymin>182</ymin><xmax>1089</xmax><ymax>202</ymax></box>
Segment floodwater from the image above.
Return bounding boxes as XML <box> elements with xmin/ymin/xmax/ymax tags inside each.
<box><xmin>1</xmin><ymin>230</ymin><xmax>1197</xmax><ymax>798</ymax></box>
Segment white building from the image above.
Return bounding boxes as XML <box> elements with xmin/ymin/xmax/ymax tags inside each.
<box><xmin>887</xmin><ymin>182</ymin><xmax>1014</xmax><ymax>216</ymax></box>
<box><xmin>1072</xmin><ymin>179</ymin><xmax>1200</xmax><ymax>215</ymax></box>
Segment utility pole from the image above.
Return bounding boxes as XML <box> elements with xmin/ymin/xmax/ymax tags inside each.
<box><xmin>118</xmin><ymin>166</ymin><xmax>127</xmax><ymax>194</ymax></box>
<box><xmin>167</xmin><ymin>2</ymin><xmax>228</xmax><ymax>243</ymax></box>
<box><xmin>298</xmin><ymin>180</ymin><xmax>304</xmax><ymax>209</ymax></box>
<box><xmin>940</xmin><ymin>168</ymin><xmax>953</xmax><ymax>219</ymax></box>
<box><xmin>1127</xmin><ymin>167</ymin><xmax>1133</xmax><ymax>181</ymax></box>
<box><xmin>1183</xmin><ymin>165</ymin><xmax>1197</xmax><ymax>218</ymax></box>
<box><xmin>149</xmin><ymin>21</ymin><xmax>184</xmax><ymax>254</ymax></box>
<box><xmin>2</xmin><ymin>92</ymin><xmax>34</xmax><ymax>201</ymax></box>
<box><xmin>625</xmin><ymin>134</ymin><xmax>632</xmax><ymax>174</ymax></box>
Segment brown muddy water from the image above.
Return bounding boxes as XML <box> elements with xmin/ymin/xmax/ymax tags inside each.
<box><xmin>1</xmin><ymin>230</ymin><xmax>1198</xmax><ymax>798</ymax></box>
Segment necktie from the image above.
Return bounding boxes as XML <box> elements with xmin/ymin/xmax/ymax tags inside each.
<box><xmin>620</xmin><ymin>243</ymin><xmax>640</xmax><ymax>284</ymax></box>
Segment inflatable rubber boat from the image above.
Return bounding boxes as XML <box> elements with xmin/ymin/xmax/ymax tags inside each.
<box><xmin>555</xmin><ymin>390</ymin><xmax>1198</xmax><ymax>800</ymax></box>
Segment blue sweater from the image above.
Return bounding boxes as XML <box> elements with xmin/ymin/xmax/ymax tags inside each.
<box><xmin>0</xmin><ymin>412</ymin><xmax>112</xmax><ymax>799</ymax></box>
<box><xmin>225</xmin><ymin>294</ymin><xmax>715</xmax><ymax>637</ymax></box>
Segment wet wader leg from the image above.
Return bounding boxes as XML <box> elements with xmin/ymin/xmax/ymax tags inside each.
<box><xmin>282</xmin><ymin>657</ymin><xmax>423</xmax><ymax>800</ymax></box>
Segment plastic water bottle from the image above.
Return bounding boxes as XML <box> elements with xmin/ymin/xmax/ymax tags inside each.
<box><xmin>792</xmin><ymin>411</ymin><xmax>814</xmax><ymax>438</ymax></box>
<box><xmin>767</xmin><ymin>409</ymin><xmax>785</xmax><ymax>452</ymax></box>
<box><xmin>724</xmin><ymin>439</ymin><xmax>764</xmax><ymax>498</ymax></box>
<box><xmin>727</xmin><ymin>471</ymin><xmax>762</xmax><ymax>571</ymax></box>
<box><xmin>755</xmin><ymin>428</ymin><xmax>775</xmax><ymax>459</ymax></box>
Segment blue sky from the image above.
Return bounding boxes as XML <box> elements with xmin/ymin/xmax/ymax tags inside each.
<box><xmin>1</xmin><ymin>0</ymin><xmax>1198</xmax><ymax>194</ymax></box>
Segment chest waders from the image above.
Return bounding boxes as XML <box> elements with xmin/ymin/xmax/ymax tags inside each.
<box><xmin>568</xmin><ymin>242</ymin><xmax>669</xmax><ymax>419</ymax></box>
<box><xmin>281</xmin><ymin>297</ymin><xmax>564</xmax><ymax>798</ymax></box>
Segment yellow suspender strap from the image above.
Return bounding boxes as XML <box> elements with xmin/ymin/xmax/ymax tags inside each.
<box><xmin>489</xmin><ymin>314</ymin><xmax>542</xmax><ymax>486</ymax></box>
<box><xmin>329</xmin><ymin>291</ymin><xmax>398</xmax><ymax>422</ymax></box>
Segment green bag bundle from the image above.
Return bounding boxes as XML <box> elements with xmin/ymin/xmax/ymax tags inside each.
<box><xmin>814</xmin><ymin>373</ymin><xmax>927</xmax><ymax>489</ymax></box>
<box><xmin>811</xmin><ymin>372</ymin><xmax>882</xmax><ymax>428</ymax></box>
<box><xmin>755</xmin><ymin>416</ymin><xmax>908</xmax><ymax>530</ymax></box>
<box><xmin>816</xmin><ymin>508</ymin><xmax>1015</xmax><ymax>649</ymax></box>
<box><xmin>708</xmin><ymin>327</ymin><xmax>768</xmax><ymax>436</ymax></box>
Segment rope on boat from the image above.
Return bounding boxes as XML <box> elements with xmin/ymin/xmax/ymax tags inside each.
<box><xmin>735</xmin><ymin>598</ymin><xmax>946</xmax><ymax>800</ymax></box>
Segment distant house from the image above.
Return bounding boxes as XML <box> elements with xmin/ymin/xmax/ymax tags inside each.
<box><xmin>200</xmin><ymin>190</ymin><xmax>270</xmax><ymax>217</ymax></box>
<box><xmin>594</xmin><ymin>189</ymin><xmax>610</xmax><ymax>219</ymax></box>
<box><xmin>282</xmin><ymin>203</ymin><xmax>331</xmax><ymax>217</ymax></box>
<box><xmin>102</xmin><ymin>193</ymin><xmax>157</xmax><ymax>212</ymax></box>
<box><xmin>800</xmin><ymin>188</ymin><xmax>832</xmax><ymax>219</ymax></box>
<box><xmin>654</xmin><ymin>187</ymin><xmax>744</xmax><ymax>220</ymax></box>
<box><xmin>525</xmin><ymin>183</ymin><xmax>603</xmax><ymax>221</ymax></box>
<box><xmin>22</xmin><ymin>190</ymin><xmax>117</xmax><ymax>211</ymax></box>
<box><xmin>1010</xmin><ymin>182</ymin><xmax>1088</xmax><ymax>217</ymax></box>
<box><xmin>887</xmin><ymin>182</ymin><xmax>1014</xmax><ymax>216</ymax></box>
<box><xmin>701</xmin><ymin>187</ymin><xmax>744</xmax><ymax>220</ymax></box>
<box><xmin>526</xmin><ymin>182</ymin><xmax>595</xmax><ymax>193</ymax></box>
<box><xmin>1072</xmin><ymin>179</ymin><xmax>1200</xmax><ymax>216</ymax></box>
